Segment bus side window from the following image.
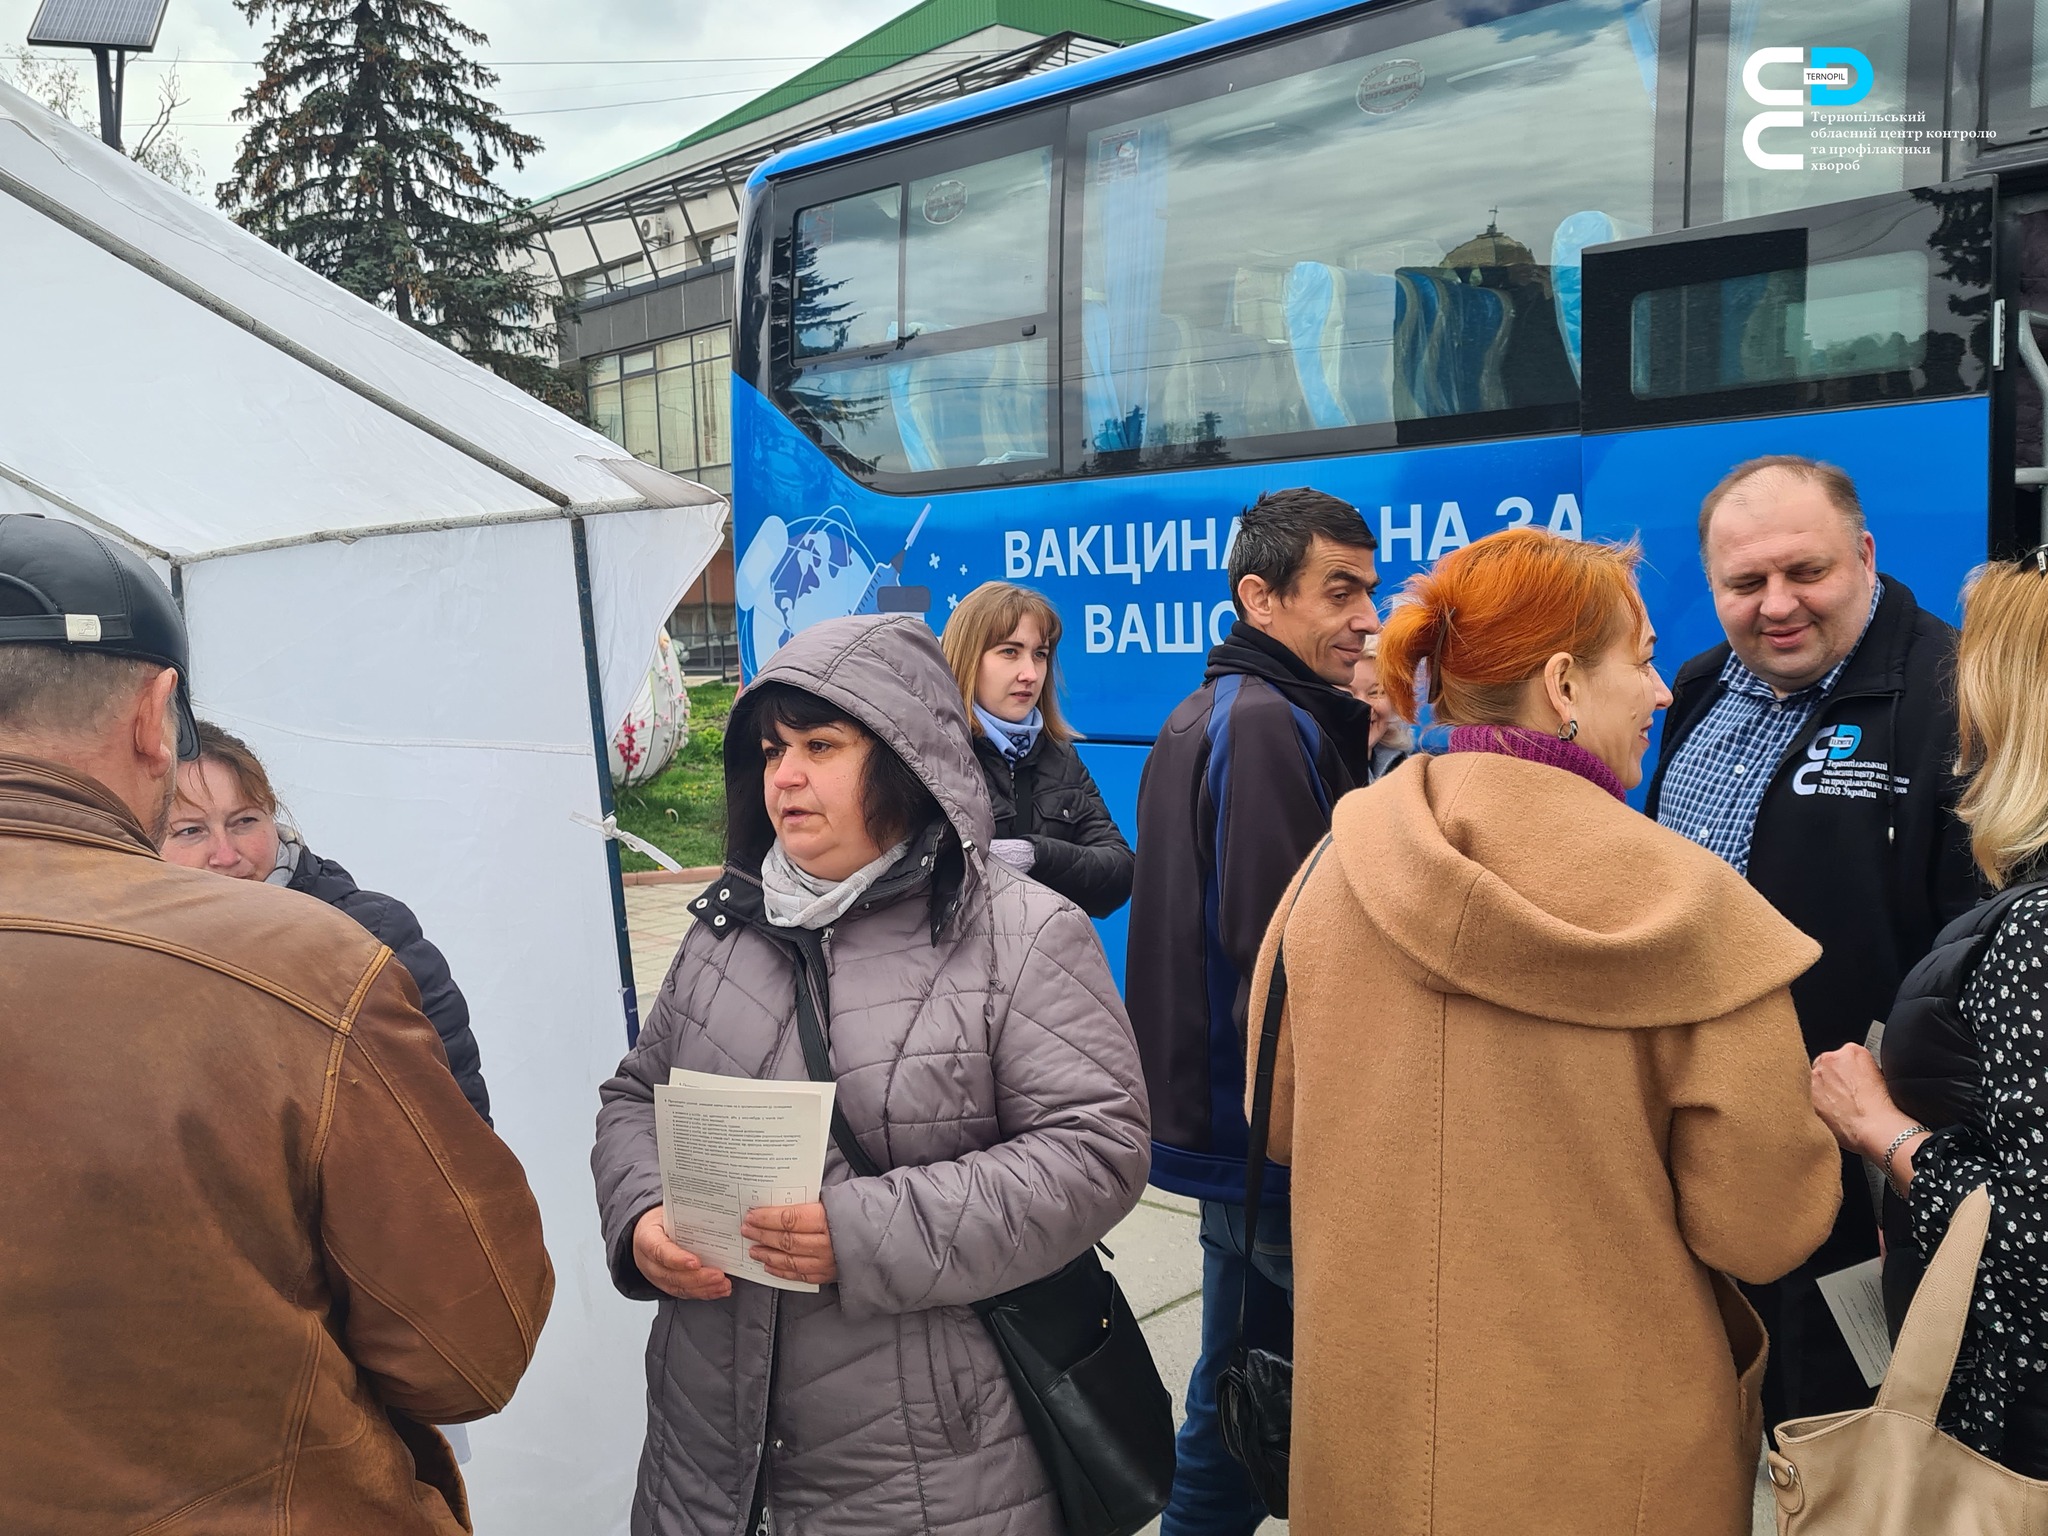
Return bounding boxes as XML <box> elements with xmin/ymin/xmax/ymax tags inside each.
<box><xmin>1072</xmin><ymin>0</ymin><xmax>1660</xmax><ymax>471</ymax></box>
<box><xmin>781</xmin><ymin>139</ymin><xmax>1057</xmax><ymax>480</ymax></box>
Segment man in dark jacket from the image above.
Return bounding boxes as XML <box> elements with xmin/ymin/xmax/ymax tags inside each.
<box><xmin>1646</xmin><ymin>455</ymin><xmax>1981</xmax><ymax>1430</ymax></box>
<box><xmin>1126</xmin><ymin>487</ymin><xmax>1380</xmax><ymax>1536</ymax></box>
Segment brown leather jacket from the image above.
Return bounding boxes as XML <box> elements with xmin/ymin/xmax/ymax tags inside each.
<box><xmin>0</xmin><ymin>756</ymin><xmax>554</xmax><ymax>1534</ymax></box>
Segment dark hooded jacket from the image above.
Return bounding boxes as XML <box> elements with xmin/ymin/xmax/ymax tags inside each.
<box><xmin>590</xmin><ymin>614</ymin><xmax>1151</xmax><ymax>1536</ymax></box>
<box><xmin>1124</xmin><ymin>620</ymin><xmax>1376</xmax><ymax>1203</ymax></box>
<box><xmin>970</xmin><ymin>729</ymin><xmax>1133</xmax><ymax>919</ymax></box>
<box><xmin>287</xmin><ymin>847</ymin><xmax>490</xmax><ymax>1123</ymax></box>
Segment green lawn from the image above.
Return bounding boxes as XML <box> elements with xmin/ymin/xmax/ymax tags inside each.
<box><xmin>613</xmin><ymin>682</ymin><xmax>733</xmax><ymax>874</ymax></box>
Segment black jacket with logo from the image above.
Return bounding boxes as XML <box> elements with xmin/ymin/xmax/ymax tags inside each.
<box><xmin>970</xmin><ymin>730</ymin><xmax>1134</xmax><ymax>919</ymax></box>
<box><xmin>1647</xmin><ymin>576</ymin><xmax>1981</xmax><ymax>1066</ymax></box>
<box><xmin>1646</xmin><ymin>577</ymin><xmax>1981</xmax><ymax>1419</ymax></box>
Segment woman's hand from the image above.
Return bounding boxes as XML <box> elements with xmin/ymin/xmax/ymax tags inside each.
<box><xmin>1811</xmin><ymin>1044</ymin><xmax>1916</xmax><ymax>1161</ymax></box>
<box><xmin>742</xmin><ymin>1202</ymin><xmax>838</xmax><ymax>1286</ymax></box>
<box><xmin>633</xmin><ymin>1207</ymin><xmax>732</xmax><ymax>1301</ymax></box>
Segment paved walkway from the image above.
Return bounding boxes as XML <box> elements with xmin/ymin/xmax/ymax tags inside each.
<box><xmin>623</xmin><ymin>884</ymin><xmax>1766</xmax><ymax>1536</ymax></box>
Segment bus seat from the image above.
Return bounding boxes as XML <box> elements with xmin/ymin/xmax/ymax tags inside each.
<box><xmin>1229</xmin><ymin>266</ymin><xmax>1288</xmax><ymax>343</ymax></box>
<box><xmin>889</xmin><ymin>344</ymin><xmax>1027</xmax><ymax>473</ymax></box>
<box><xmin>1285</xmin><ymin>262</ymin><xmax>1399</xmax><ymax>429</ymax></box>
<box><xmin>1551</xmin><ymin>210</ymin><xmax>1626</xmax><ymax>381</ymax></box>
<box><xmin>976</xmin><ymin>339</ymin><xmax>1047</xmax><ymax>465</ymax></box>
<box><xmin>1394</xmin><ymin>271</ymin><xmax>1508</xmax><ymax>417</ymax></box>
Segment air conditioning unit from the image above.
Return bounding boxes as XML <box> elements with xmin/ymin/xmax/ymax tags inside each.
<box><xmin>639</xmin><ymin>215</ymin><xmax>676</xmax><ymax>249</ymax></box>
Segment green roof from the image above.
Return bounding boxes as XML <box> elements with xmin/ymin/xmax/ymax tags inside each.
<box><xmin>546</xmin><ymin>0</ymin><xmax>1203</xmax><ymax>205</ymax></box>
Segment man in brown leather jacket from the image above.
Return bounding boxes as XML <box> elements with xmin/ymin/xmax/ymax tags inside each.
<box><xmin>0</xmin><ymin>515</ymin><xmax>554</xmax><ymax>1534</ymax></box>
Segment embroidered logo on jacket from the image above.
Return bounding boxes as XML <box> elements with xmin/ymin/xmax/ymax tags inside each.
<box><xmin>1792</xmin><ymin>722</ymin><xmax>1908</xmax><ymax>799</ymax></box>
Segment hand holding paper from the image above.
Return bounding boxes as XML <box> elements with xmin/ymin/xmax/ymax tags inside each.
<box><xmin>742</xmin><ymin>1202</ymin><xmax>839</xmax><ymax>1286</ymax></box>
<box><xmin>653</xmin><ymin>1068</ymin><xmax>836</xmax><ymax>1293</ymax></box>
<box><xmin>633</xmin><ymin>1207</ymin><xmax>732</xmax><ymax>1301</ymax></box>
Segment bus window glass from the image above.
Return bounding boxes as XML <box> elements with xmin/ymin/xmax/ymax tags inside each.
<box><xmin>1629</xmin><ymin>248</ymin><xmax>1930</xmax><ymax>397</ymax></box>
<box><xmin>793</xmin><ymin>186</ymin><xmax>901</xmax><ymax>359</ymax></box>
<box><xmin>1076</xmin><ymin>0</ymin><xmax>1658</xmax><ymax>467</ymax></box>
<box><xmin>904</xmin><ymin>149</ymin><xmax>1052</xmax><ymax>338</ymax></box>
<box><xmin>787</xmin><ymin>339</ymin><xmax>1050</xmax><ymax>475</ymax></box>
<box><xmin>1982</xmin><ymin>0</ymin><xmax>2048</xmax><ymax>138</ymax></box>
<box><xmin>1716</xmin><ymin>0</ymin><xmax>1917</xmax><ymax>222</ymax></box>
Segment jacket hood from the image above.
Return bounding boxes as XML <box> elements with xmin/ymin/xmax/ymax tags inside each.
<box><xmin>726</xmin><ymin>615</ymin><xmax>994</xmax><ymax>925</ymax></box>
<box><xmin>1334</xmin><ymin>753</ymin><xmax>1819</xmax><ymax>1028</ymax></box>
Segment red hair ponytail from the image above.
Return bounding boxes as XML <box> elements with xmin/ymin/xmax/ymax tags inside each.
<box><xmin>1377</xmin><ymin>528</ymin><xmax>1647</xmax><ymax>726</ymax></box>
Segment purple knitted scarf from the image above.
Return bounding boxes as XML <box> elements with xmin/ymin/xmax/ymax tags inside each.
<box><xmin>1443</xmin><ymin>725</ymin><xmax>1628</xmax><ymax>803</ymax></box>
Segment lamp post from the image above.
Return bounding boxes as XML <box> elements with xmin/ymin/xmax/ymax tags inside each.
<box><xmin>25</xmin><ymin>0</ymin><xmax>171</xmax><ymax>153</ymax></box>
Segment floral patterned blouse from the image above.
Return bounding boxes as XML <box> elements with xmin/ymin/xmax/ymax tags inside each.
<box><xmin>1909</xmin><ymin>885</ymin><xmax>2048</xmax><ymax>1460</ymax></box>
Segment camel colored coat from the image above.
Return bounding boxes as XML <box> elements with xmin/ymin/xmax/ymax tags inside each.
<box><xmin>1250</xmin><ymin>752</ymin><xmax>1843</xmax><ymax>1536</ymax></box>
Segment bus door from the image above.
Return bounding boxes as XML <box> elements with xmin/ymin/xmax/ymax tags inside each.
<box><xmin>1573</xmin><ymin>182</ymin><xmax>1996</xmax><ymax>787</ymax></box>
<box><xmin>1995</xmin><ymin>182</ymin><xmax>2048</xmax><ymax>556</ymax></box>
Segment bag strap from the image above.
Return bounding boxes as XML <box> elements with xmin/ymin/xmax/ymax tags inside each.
<box><xmin>1877</xmin><ymin>1184</ymin><xmax>1993</xmax><ymax>1420</ymax></box>
<box><xmin>1237</xmin><ymin>836</ymin><xmax>1333</xmax><ymax>1343</ymax></box>
<box><xmin>789</xmin><ymin>945</ymin><xmax>886</xmax><ymax>1180</ymax></box>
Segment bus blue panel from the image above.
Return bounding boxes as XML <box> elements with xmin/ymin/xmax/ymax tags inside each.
<box><xmin>750</xmin><ymin>0</ymin><xmax>1369</xmax><ymax>191</ymax></box>
<box><xmin>1582</xmin><ymin>394</ymin><xmax>1990</xmax><ymax>798</ymax></box>
<box><xmin>734</xmin><ymin>377</ymin><xmax>1585</xmax><ymax>742</ymax></box>
<box><xmin>1072</xmin><ymin>740</ymin><xmax>1145</xmax><ymax>991</ymax></box>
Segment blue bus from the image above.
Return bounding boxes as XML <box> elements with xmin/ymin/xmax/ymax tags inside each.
<box><xmin>731</xmin><ymin>0</ymin><xmax>2045</xmax><ymax>970</ymax></box>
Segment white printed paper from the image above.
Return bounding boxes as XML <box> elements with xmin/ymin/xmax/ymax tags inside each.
<box><xmin>1817</xmin><ymin>1257</ymin><xmax>1894</xmax><ymax>1389</ymax></box>
<box><xmin>654</xmin><ymin>1068</ymin><xmax>836</xmax><ymax>1293</ymax></box>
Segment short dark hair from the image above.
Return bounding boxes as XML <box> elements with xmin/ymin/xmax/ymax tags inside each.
<box><xmin>0</xmin><ymin>644</ymin><xmax>156</xmax><ymax>739</ymax></box>
<box><xmin>724</xmin><ymin>682</ymin><xmax>938</xmax><ymax>864</ymax></box>
<box><xmin>1698</xmin><ymin>455</ymin><xmax>1866</xmax><ymax>549</ymax></box>
<box><xmin>1227</xmin><ymin>488</ymin><xmax>1377</xmax><ymax>617</ymax></box>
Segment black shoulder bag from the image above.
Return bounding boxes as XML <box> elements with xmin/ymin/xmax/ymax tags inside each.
<box><xmin>788</xmin><ymin>951</ymin><xmax>1175</xmax><ymax>1536</ymax></box>
<box><xmin>1216</xmin><ymin>837</ymin><xmax>1331</xmax><ymax>1518</ymax></box>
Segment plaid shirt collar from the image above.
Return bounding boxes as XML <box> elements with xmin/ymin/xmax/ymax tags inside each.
<box><xmin>1715</xmin><ymin>578</ymin><xmax>1882</xmax><ymax>706</ymax></box>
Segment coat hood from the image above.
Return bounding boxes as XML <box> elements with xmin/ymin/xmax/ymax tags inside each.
<box><xmin>725</xmin><ymin>615</ymin><xmax>994</xmax><ymax>924</ymax></box>
<box><xmin>1333</xmin><ymin>753</ymin><xmax>1820</xmax><ymax>1028</ymax></box>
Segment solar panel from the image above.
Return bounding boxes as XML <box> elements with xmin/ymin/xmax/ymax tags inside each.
<box><xmin>26</xmin><ymin>0</ymin><xmax>171</xmax><ymax>52</ymax></box>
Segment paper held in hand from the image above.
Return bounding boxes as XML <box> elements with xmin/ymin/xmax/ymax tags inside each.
<box><xmin>654</xmin><ymin>1068</ymin><xmax>836</xmax><ymax>1294</ymax></box>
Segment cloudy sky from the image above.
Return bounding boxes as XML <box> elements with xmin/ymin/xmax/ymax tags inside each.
<box><xmin>0</xmin><ymin>0</ymin><xmax>1273</xmax><ymax>204</ymax></box>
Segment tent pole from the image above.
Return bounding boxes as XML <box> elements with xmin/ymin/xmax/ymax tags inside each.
<box><xmin>571</xmin><ymin>515</ymin><xmax>642</xmax><ymax>1046</ymax></box>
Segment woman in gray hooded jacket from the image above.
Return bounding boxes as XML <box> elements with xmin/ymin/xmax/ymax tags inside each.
<box><xmin>592</xmin><ymin>613</ymin><xmax>1152</xmax><ymax>1536</ymax></box>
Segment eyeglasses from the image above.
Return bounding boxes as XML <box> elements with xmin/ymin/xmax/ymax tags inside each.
<box><xmin>2021</xmin><ymin>544</ymin><xmax>2048</xmax><ymax>575</ymax></box>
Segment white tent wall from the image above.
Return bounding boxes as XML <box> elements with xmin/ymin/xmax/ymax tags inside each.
<box><xmin>0</xmin><ymin>71</ymin><xmax>733</xmax><ymax>1536</ymax></box>
<box><xmin>180</xmin><ymin>519</ymin><xmax>668</xmax><ymax>1534</ymax></box>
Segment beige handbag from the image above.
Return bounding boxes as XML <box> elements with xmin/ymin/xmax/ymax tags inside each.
<box><xmin>1767</xmin><ymin>1186</ymin><xmax>2048</xmax><ymax>1533</ymax></box>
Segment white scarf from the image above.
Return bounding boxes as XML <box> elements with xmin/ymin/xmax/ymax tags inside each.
<box><xmin>759</xmin><ymin>837</ymin><xmax>910</xmax><ymax>929</ymax></box>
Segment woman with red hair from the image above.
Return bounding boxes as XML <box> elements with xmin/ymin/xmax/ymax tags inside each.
<box><xmin>1246</xmin><ymin>528</ymin><xmax>1842</xmax><ymax>1534</ymax></box>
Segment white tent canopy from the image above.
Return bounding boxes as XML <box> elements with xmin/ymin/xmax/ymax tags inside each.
<box><xmin>0</xmin><ymin>81</ymin><xmax>724</xmax><ymax>1535</ymax></box>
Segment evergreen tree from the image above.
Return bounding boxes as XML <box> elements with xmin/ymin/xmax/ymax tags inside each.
<box><xmin>218</xmin><ymin>0</ymin><xmax>580</xmax><ymax>414</ymax></box>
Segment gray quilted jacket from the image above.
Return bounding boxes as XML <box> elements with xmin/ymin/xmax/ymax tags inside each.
<box><xmin>592</xmin><ymin>614</ymin><xmax>1152</xmax><ymax>1536</ymax></box>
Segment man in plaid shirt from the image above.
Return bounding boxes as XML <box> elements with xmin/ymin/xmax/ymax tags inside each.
<box><xmin>1646</xmin><ymin>455</ymin><xmax>1980</xmax><ymax>1431</ymax></box>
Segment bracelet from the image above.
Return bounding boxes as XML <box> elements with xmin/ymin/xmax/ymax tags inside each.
<box><xmin>1881</xmin><ymin>1124</ymin><xmax>1931</xmax><ymax>1183</ymax></box>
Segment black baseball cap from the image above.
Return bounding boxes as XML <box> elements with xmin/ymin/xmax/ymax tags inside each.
<box><xmin>0</xmin><ymin>514</ymin><xmax>200</xmax><ymax>760</ymax></box>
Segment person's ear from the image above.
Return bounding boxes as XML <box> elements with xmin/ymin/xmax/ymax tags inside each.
<box><xmin>131</xmin><ymin>667</ymin><xmax>180</xmax><ymax>780</ymax></box>
<box><xmin>1858</xmin><ymin>529</ymin><xmax>1877</xmax><ymax>575</ymax></box>
<box><xmin>1540</xmin><ymin>651</ymin><xmax>1575</xmax><ymax>731</ymax></box>
<box><xmin>1235</xmin><ymin>572</ymin><xmax>1274</xmax><ymax>624</ymax></box>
